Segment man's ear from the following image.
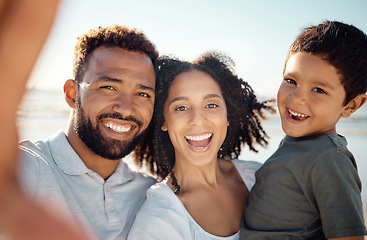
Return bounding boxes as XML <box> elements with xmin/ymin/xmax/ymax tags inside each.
<box><xmin>341</xmin><ymin>94</ymin><xmax>367</xmax><ymax>118</ymax></box>
<box><xmin>64</xmin><ymin>79</ymin><xmax>78</xmax><ymax>109</ymax></box>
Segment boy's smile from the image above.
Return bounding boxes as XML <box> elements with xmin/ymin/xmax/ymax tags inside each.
<box><xmin>277</xmin><ymin>52</ymin><xmax>349</xmax><ymax>138</ymax></box>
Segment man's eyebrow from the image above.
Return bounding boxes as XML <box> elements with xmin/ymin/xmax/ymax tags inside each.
<box><xmin>95</xmin><ymin>77</ymin><xmax>155</xmax><ymax>91</ymax></box>
<box><xmin>94</xmin><ymin>76</ymin><xmax>122</xmax><ymax>83</ymax></box>
<box><xmin>138</xmin><ymin>84</ymin><xmax>155</xmax><ymax>92</ymax></box>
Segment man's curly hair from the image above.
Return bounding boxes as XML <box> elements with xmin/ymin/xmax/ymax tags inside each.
<box><xmin>135</xmin><ymin>52</ymin><xmax>275</xmax><ymax>180</ymax></box>
<box><xmin>73</xmin><ymin>25</ymin><xmax>158</xmax><ymax>82</ymax></box>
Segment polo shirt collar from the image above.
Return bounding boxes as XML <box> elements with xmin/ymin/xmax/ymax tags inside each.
<box><xmin>48</xmin><ymin>131</ymin><xmax>134</xmax><ymax>182</ymax></box>
<box><xmin>49</xmin><ymin>130</ymin><xmax>89</xmax><ymax>175</ymax></box>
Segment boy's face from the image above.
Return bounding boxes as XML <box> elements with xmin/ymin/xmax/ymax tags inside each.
<box><xmin>277</xmin><ymin>52</ymin><xmax>348</xmax><ymax>138</ymax></box>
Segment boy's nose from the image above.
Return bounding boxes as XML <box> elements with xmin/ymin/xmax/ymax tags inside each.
<box><xmin>290</xmin><ymin>88</ymin><xmax>306</xmax><ymax>104</ymax></box>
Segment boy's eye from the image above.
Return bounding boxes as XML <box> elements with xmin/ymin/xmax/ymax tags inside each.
<box><xmin>285</xmin><ymin>79</ymin><xmax>297</xmax><ymax>85</ymax></box>
<box><xmin>206</xmin><ymin>103</ymin><xmax>219</xmax><ymax>109</ymax></box>
<box><xmin>312</xmin><ymin>87</ymin><xmax>326</xmax><ymax>94</ymax></box>
<box><xmin>175</xmin><ymin>106</ymin><xmax>188</xmax><ymax>111</ymax></box>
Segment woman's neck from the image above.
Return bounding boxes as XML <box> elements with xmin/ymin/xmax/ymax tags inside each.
<box><xmin>168</xmin><ymin>158</ymin><xmax>230</xmax><ymax>194</ymax></box>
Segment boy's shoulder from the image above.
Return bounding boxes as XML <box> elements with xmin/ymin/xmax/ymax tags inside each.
<box><xmin>267</xmin><ymin>133</ymin><xmax>353</xmax><ymax>167</ymax></box>
<box><xmin>282</xmin><ymin>133</ymin><xmax>348</xmax><ymax>151</ymax></box>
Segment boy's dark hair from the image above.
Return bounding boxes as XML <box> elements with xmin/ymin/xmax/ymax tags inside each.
<box><xmin>285</xmin><ymin>20</ymin><xmax>367</xmax><ymax>105</ymax></box>
<box><xmin>135</xmin><ymin>52</ymin><xmax>275</xmax><ymax>179</ymax></box>
<box><xmin>73</xmin><ymin>25</ymin><xmax>158</xmax><ymax>82</ymax></box>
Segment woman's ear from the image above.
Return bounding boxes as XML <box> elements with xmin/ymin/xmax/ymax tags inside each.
<box><xmin>161</xmin><ymin>122</ymin><xmax>168</xmax><ymax>131</ymax></box>
<box><xmin>341</xmin><ymin>94</ymin><xmax>367</xmax><ymax>118</ymax></box>
<box><xmin>64</xmin><ymin>79</ymin><xmax>78</xmax><ymax>109</ymax></box>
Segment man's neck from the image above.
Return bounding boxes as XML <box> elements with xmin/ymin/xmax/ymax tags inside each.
<box><xmin>65</xmin><ymin>126</ymin><xmax>120</xmax><ymax>181</ymax></box>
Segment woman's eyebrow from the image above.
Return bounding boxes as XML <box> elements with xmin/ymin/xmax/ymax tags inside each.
<box><xmin>203</xmin><ymin>93</ymin><xmax>223</xmax><ymax>100</ymax></box>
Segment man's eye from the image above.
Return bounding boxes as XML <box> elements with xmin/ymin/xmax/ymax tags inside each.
<box><xmin>137</xmin><ymin>92</ymin><xmax>150</xmax><ymax>98</ymax></box>
<box><xmin>175</xmin><ymin>106</ymin><xmax>188</xmax><ymax>111</ymax></box>
<box><xmin>100</xmin><ymin>86</ymin><xmax>114</xmax><ymax>90</ymax></box>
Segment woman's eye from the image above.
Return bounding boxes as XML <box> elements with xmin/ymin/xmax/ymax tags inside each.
<box><xmin>313</xmin><ymin>88</ymin><xmax>326</xmax><ymax>94</ymax></box>
<box><xmin>206</xmin><ymin>103</ymin><xmax>219</xmax><ymax>109</ymax></box>
<box><xmin>175</xmin><ymin>106</ymin><xmax>188</xmax><ymax>111</ymax></box>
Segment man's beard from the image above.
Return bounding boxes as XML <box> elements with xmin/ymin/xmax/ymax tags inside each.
<box><xmin>73</xmin><ymin>100</ymin><xmax>147</xmax><ymax>160</ymax></box>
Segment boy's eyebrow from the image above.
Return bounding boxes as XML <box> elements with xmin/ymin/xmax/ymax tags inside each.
<box><xmin>312</xmin><ymin>79</ymin><xmax>335</xmax><ymax>90</ymax></box>
<box><xmin>284</xmin><ymin>72</ymin><xmax>336</xmax><ymax>91</ymax></box>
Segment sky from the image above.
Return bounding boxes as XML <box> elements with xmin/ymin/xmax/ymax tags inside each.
<box><xmin>29</xmin><ymin>0</ymin><xmax>367</xmax><ymax>99</ymax></box>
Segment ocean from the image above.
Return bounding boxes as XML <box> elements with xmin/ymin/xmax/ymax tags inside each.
<box><xmin>17</xmin><ymin>88</ymin><xmax>367</xmax><ymax>224</ymax></box>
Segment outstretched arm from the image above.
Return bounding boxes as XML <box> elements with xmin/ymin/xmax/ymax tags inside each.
<box><xmin>0</xmin><ymin>0</ymin><xmax>90</xmax><ymax>239</ymax></box>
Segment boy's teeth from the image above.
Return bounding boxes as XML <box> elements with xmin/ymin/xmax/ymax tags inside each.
<box><xmin>185</xmin><ymin>133</ymin><xmax>212</xmax><ymax>141</ymax></box>
<box><xmin>104</xmin><ymin>122</ymin><xmax>131</xmax><ymax>133</ymax></box>
<box><xmin>288</xmin><ymin>109</ymin><xmax>308</xmax><ymax>118</ymax></box>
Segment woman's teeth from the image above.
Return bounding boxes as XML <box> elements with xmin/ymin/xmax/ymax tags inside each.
<box><xmin>185</xmin><ymin>133</ymin><xmax>212</xmax><ymax>141</ymax></box>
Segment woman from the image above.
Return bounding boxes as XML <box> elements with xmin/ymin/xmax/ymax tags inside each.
<box><xmin>129</xmin><ymin>52</ymin><xmax>274</xmax><ymax>239</ymax></box>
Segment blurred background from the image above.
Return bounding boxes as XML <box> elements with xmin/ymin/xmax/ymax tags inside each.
<box><xmin>17</xmin><ymin>0</ymin><xmax>367</xmax><ymax>223</ymax></box>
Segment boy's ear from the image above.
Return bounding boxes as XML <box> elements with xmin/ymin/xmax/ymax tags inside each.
<box><xmin>64</xmin><ymin>79</ymin><xmax>78</xmax><ymax>109</ymax></box>
<box><xmin>341</xmin><ymin>94</ymin><xmax>367</xmax><ymax>118</ymax></box>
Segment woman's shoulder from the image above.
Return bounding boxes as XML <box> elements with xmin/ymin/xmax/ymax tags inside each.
<box><xmin>146</xmin><ymin>182</ymin><xmax>175</xmax><ymax>201</ymax></box>
<box><xmin>129</xmin><ymin>182</ymin><xmax>192</xmax><ymax>239</ymax></box>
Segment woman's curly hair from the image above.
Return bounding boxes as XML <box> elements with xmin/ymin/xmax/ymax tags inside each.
<box><xmin>135</xmin><ymin>52</ymin><xmax>275</xmax><ymax>180</ymax></box>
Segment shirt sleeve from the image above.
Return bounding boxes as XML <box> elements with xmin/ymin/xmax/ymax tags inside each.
<box><xmin>309</xmin><ymin>150</ymin><xmax>367</xmax><ymax>238</ymax></box>
<box><xmin>232</xmin><ymin>159</ymin><xmax>262</xmax><ymax>191</ymax></box>
<box><xmin>128</xmin><ymin>184</ymin><xmax>192</xmax><ymax>240</ymax></box>
<box><xmin>18</xmin><ymin>142</ymin><xmax>42</xmax><ymax>195</ymax></box>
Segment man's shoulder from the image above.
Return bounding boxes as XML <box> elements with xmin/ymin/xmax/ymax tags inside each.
<box><xmin>19</xmin><ymin>138</ymin><xmax>52</xmax><ymax>163</ymax></box>
<box><xmin>18</xmin><ymin>131</ymin><xmax>66</xmax><ymax>167</ymax></box>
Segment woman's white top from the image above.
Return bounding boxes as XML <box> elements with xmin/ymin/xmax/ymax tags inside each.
<box><xmin>128</xmin><ymin>160</ymin><xmax>262</xmax><ymax>240</ymax></box>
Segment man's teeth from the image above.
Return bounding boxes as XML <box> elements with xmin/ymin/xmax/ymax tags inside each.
<box><xmin>288</xmin><ymin>109</ymin><xmax>308</xmax><ymax>118</ymax></box>
<box><xmin>104</xmin><ymin>122</ymin><xmax>131</xmax><ymax>133</ymax></box>
<box><xmin>185</xmin><ymin>133</ymin><xmax>212</xmax><ymax>141</ymax></box>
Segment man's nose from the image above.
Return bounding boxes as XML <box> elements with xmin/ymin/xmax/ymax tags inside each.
<box><xmin>112</xmin><ymin>93</ymin><xmax>136</xmax><ymax>116</ymax></box>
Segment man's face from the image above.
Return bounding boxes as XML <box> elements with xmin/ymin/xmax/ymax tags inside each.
<box><xmin>74</xmin><ymin>47</ymin><xmax>155</xmax><ymax>159</ymax></box>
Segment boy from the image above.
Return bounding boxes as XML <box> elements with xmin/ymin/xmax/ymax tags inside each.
<box><xmin>241</xmin><ymin>21</ymin><xmax>367</xmax><ymax>239</ymax></box>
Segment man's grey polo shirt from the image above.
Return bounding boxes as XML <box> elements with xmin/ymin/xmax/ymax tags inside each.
<box><xmin>18</xmin><ymin>130</ymin><xmax>156</xmax><ymax>240</ymax></box>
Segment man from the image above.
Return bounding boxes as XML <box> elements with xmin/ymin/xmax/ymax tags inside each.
<box><xmin>18</xmin><ymin>25</ymin><xmax>158</xmax><ymax>239</ymax></box>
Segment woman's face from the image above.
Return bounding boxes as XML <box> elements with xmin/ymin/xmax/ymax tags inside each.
<box><xmin>162</xmin><ymin>69</ymin><xmax>228</xmax><ymax>167</ymax></box>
